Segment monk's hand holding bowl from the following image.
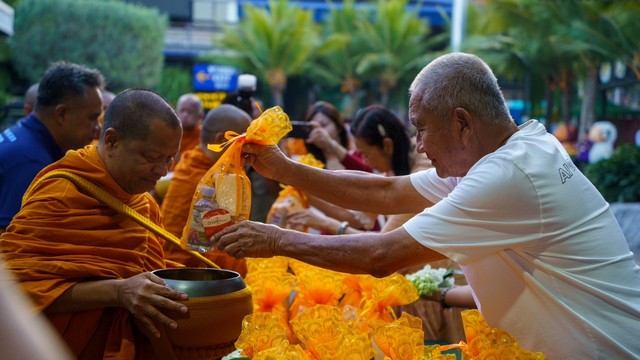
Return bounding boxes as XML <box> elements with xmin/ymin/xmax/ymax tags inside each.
<box><xmin>117</xmin><ymin>272</ymin><xmax>189</xmax><ymax>338</ymax></box>
<box><xmin>213</xmin><ymin>220</ymin><xmax>282</xmax><ymax>259</ymax></box>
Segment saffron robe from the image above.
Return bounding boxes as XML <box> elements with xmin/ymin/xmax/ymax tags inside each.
<box><xmin>171</xmin><ymin>126</ymin><xmax>201</xmax><ymax>171</ymax></box>
<box><xmin>0</xmin><ymin>144</ymin><xmax>168</xmax><ymax>359</ymax></box>
<box><xmin>161</xmin><ymin>146</ymin><xmax>247</xmax><ymax>275</ymax></box>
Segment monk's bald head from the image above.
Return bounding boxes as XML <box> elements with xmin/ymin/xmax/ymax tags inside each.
<box><xmin>200</xmin><ymin>104</ymin><xmax>252</xmax><ymax>146</ymax></box>
<box><xmin>101</xmin><ymin>89</ymin><xmax>181</xmax><ymax>142</ymax></box>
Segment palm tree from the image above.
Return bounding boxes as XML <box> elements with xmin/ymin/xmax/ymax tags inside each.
<box><xmin>464</xmin><ymin>0</ymin><xmax>577</xmax><ymax>124</ymax></box>
<box><xmin>355</xmin><ymin>0</ymin><xmax>440</xmax><ymax>108</ymax></box>
<box><xmin>212</xmin><ymin>0</ymin><xmax>320</xmax><ymax>107</ymax></box>
<box><xmin>556</xmin><ymin>1</ymin><xmax>640</xmax><ymax>136</ymax></box>
<box><xmin>309</xmin><ymin>0</ymin><xmax>368</xmax><ymax>115</ymax></box>
<box><xmin>466</xmin><ymin>0</ymin><xmax>640</xmax><ymax>137</ymax></box>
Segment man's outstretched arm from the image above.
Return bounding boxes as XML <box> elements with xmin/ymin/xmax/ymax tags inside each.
<box><xmin>243</xmin><ymin>143</ymin><xmax>433</xmax><ymax>215</ymax></box>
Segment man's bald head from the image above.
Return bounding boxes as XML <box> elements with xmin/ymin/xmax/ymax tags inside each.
<box><xmin>200</xmin><ymin>104</ymin><xmax>252</xmax><ymax>147</ymax></box>
<box><xmin>23</xmin><ymin>83</ymin><xmax>39</xmax><ymax>115</ymax></box>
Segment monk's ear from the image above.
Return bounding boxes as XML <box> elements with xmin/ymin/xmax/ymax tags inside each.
<box><xmin>213</xmin><ymin>131</ymin><xmax>226</xmax><ymax>144</ymax></box>
<box><xmin>453</xmin><ymin>107</ymin><xmax>473</xmax><ymax>144</ymax></box>
<box><xmin>102</xmin><ymin>128</ymin><xmax>120</xmax><ymax>149</ymax></box>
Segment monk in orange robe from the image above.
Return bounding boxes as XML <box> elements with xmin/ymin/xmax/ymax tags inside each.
<box><xmin>173</xmin><ymin>93</ymin><xmax>205</xmax><ymax>169</ymax></box>
<box><xmin>0</xmin><ymin>89</ymin><xmax>189</xmax><ymax>359</ymax></box>
<box><xmin>152</xmin><ymin>94</ymin><xmax>204</xmax><ymax>205</ymax></box>
<box><xmin>161</xmin><ymin>104</ymin><xmax>251</xmax><ymax>275</ymax></box>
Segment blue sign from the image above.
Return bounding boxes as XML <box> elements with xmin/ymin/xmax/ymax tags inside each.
<box><xmin>193</xmin><ymin>64</ymin><xmax>239</xmax><ymax>92</ymax></box>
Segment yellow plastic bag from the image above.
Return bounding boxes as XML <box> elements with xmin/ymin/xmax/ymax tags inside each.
<box><xmin>181</xmin><ymin>106</ymin><xmax>291</xmax><ymax>252</ymax></box>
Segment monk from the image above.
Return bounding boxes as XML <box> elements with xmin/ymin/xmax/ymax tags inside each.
<box><xmin>161</xmin><ymin>104</ymin><xmax>251</xmax><ymax>274</ymax></box>
<box><xmin>174</xmin><ymin>93</ymin><xmax>204</xmax><ymax>167</ymax></box>
<box><xmin>0</xmin><ymin>89</ymin><xmax>190</xmax><ymax>359</ymax></box>
<box><xmin>152</xmin><ymin>93</ymin><xmax>205</xmax><ymax>205</ymax></box>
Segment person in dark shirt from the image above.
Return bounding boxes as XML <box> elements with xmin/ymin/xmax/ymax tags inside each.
<box><xmin>0</xmin><ymin>62</ymin><xmax>105</xmax><ymax>230</ymax></box>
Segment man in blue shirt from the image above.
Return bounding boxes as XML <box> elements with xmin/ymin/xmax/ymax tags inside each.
<box><xmin>0</xmin><ymin>62</ymin><xmax>105</xmax><ymax>230</ymax></box>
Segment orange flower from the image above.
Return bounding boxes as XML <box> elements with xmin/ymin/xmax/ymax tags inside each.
<box><xmin>236</xmin><ymin>313</ymin><xmax>290</xmax><ymax>358</ymax></box>
<box><xmin>359</xmin><ymin>273</ymin><xmax>419</xmax><ymax>323</ymax></box>
<box><xmin>289</xmin><ymin>261</ymin><xmax>346</xmax><ymax>320</ymax></box>
<box><xmin>372</xmin><ymin>313</ymin><xmax>424</xmax><ymax>360</ymax></box>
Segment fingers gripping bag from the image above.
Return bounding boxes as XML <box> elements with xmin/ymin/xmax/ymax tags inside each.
<box><xmin>266</xmin><ymin>153</ymin><xmax>324</xmax><ymax>232</ymax></box>
<box><xmin>181</xmin><ymin>106</ymin><xmax>292</xmax><ymax>252</ymax></box>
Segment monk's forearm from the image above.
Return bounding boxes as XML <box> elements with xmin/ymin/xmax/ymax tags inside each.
<box><xmin>45</xmin><ymin>279</ymin><xmax>120</xmax><ymax>314</ymax></box>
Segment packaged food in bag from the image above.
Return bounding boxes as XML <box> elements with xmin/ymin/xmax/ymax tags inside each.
<box><xmin>182</xmin><ymin>106</ymin><xmax>292</xmax><ymax>252</ymax></box>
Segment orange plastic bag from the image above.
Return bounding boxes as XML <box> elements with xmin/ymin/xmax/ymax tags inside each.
<box><xmin>181</xmin><ymin>106</ymin><xmax>291</xmax><ymax>252</ymax></box>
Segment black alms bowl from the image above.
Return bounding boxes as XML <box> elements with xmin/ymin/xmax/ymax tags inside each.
<box><xmin>152</xmin><ymin>268</ymin><xmax>246</xmax><ymax>298</ymax></box>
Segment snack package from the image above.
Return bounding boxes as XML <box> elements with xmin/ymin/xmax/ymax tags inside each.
<box><xmin>182</xmin><ymin>106</ymin><xmax>292</xmax><ymax>252</ymax></box>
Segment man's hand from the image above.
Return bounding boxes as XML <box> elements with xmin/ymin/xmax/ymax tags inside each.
<box><xmin>212</xmin><ymin>220</ymin><xmax>282</xmax><ymax>259</ymax></box>
<box><xmin>241</xmin><ymin>143</ymin><xmax>291</xmax><ymax>182</ymax></box>
<box><xmin>116</xmin><ymin>272</ymin><xmax>188</xmax><ymax>338</ymax></box>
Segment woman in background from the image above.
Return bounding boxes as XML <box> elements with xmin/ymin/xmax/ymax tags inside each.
<box><xmin>302</xmin><ymin>101</ymin><xmax>372</xmax><ymax>172</ymax></box>
<box><xmin>288</xmin><ymin>104</ymin><xmax>429</xmax><ymax>233</ymax></box>
<box><xmin>283</xmin><ymin>101</ymin><xmax>377</xmax><ymax>232</ymax></box>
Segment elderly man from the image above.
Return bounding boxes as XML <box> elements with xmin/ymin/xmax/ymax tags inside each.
<box><xmin>0</xmin><ymin>62</ymin><xmax>104</xmax><ymax>231</ymax></box>
<box><xmin>213</xmin><ymin>53</ymin><xmax>640</xmax><ymax>359</ymax></box>
<box><xmin>161</xmin><ymin>104</ymin><xmax>251</xmax><ymax>274</ymax></box>
<box><xmin>0</xmin><ymin>89</ymin><xmax>188</xmax><ymax>359</ymax></box>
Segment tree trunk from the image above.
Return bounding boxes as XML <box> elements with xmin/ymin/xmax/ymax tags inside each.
<box><xmin>380</xmin><ymin>89</ymin><xmax>389</xmax><ymax>107</ymax></box>
<box><xmin>544</xmin><ymin>78</ymin><xmax>554</xmax><ymax>125</ymax></box>
<box><xmin>560</xmin><ymin>69</ymin><xmax>572</xmax><ymax>123</ymax></box>
<box><xmin>272</xmin><ymin>88</ymin><xmax>284</xmax><ymax>108</ymax></box>
<box><xmin>523</xmin><ymin>69</ymin><xmax>531</xmax><ymax>121</ymax></box>
<box><xmin>561</xmin><ymin>86</ymin><xmax>572</xmax><ymax>123</ymax></box>
<box><xmin>349</xmin><ymin>90</ymin><xmax>359</xmax><ymax>117</ymax></box>
<box><xmin>578</xmin><ymin>64</ymin><xmax>598</xmax><ymax>139</ymax></box>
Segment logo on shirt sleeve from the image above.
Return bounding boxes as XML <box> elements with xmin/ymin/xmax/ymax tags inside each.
<box><xmin>558</xmin><ymin>161</ymin><xmax>577</xmax><ymax>184</ymax></box>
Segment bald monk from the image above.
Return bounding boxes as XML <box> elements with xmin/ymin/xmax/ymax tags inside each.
<box><xmin>174</xmin><ymin>93</ymin><xmax>205</xmax><ymax>167</ymax></box>
<box><xmin>0</xmin><ymin>89</ymin><xmax>189</xmax><ymax>359</ymax></box>
<box><xmin>161</xmin><ymin>104</ymin><xmax>251</xmax><ymax>274</ymax></box>
<box><xmin>152</xmin><ymin>94</ymin><xmax>205</xmax><ymax>205</ymax></box>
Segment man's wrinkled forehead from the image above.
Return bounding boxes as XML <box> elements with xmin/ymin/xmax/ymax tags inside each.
<box><xmin>408</xmin><ymin>94</ymin><xmax>424</xmax><ymax>127</ymax></box>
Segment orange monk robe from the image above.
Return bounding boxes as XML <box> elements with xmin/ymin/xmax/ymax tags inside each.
<box><xmin>161</xmin><ymin>146</ymin><xmax>247</xmax><ymax>276</ymax></box>
<box><xmin>0</xmin><ymin>145</ymin><xmax>168</xmax><ymax>359</ymax></box>
<box><xmin>171</xmin><ymin>126</ymin><xmax>201</xmax><ymax>171</ymax></box>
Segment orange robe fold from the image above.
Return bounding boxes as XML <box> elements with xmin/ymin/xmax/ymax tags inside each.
<box><xmin>171</xmin><ymin>127</ymin><xmax>201</xmax><ymax>171</ymax></box>
<box><xmin>0</xmin><ymin>144</ymin><xmax>167</xmax><ymax>359</ymax></box>
<box><xmin>161</xmin><ymin>146</ymin><xmax>247</xmax><ymax>275</ymax></box>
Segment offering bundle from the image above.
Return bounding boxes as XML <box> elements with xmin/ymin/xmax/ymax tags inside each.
<box><xmin>181</xmin><ymin>106</ymin><xmax>292</xmax><ymax>252</ymax></box>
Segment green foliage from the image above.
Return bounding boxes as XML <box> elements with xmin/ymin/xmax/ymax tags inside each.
<box><xmin>585</xmin><ymin>144</ymin><xmax>640</xmax><ymax>203</ymax></box>
<box><xmin>11</xmin><ymin>0</ymin><xmax>167</xmax><ymax>90</ymax></box>
<box><xmin>155</xmin><ymin>65</ymin><xmax>192</xmax><ymax>107</ymax></box>
<box><xmin>211</xmin><ymin>0</ymin><xmax>322</xmax><ymax>106</ymax></box>
<box><xmin>0</xmin><ymin>40</ymin><xmax>14</xmax><ymax>106</ymax></box>
<box><xmin>355</xmin><ymin>0</ymin><xmax>435</xmax><ymax>107</ymax></box>
<box><xmin>464</xmin><ymin>0</ymin><xmax>640</xmax><ymax>128</ymax></box>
